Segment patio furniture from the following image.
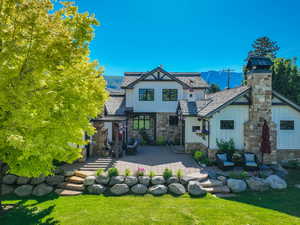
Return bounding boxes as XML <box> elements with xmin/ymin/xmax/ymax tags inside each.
<box><xmin>126</xmin><ymin>138</ymin><xmax>139</xmax><ymax>155</ymax></box>
<box><xmin>243</xmin><ymin>152</ymin><xmax>259</xmax><ymax>171</ymax></box>
<box><xmin>215</xmin><ymin>152</ymin><xmax>235</xmax><ymax>170</ymax></box>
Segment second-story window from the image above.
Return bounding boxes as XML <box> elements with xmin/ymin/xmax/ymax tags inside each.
<box><xmin>139</xmin><ymin>89</ymin><xmax>154</xmax><ymax>101</ymax></box>
<box><xmin>162</xmin><ymin>89</ymin><xmax>178</xmax><ymax>101</ymax></box>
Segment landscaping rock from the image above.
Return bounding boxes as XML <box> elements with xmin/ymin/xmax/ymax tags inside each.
<box><xmin>138</xmin><ymin>176</ymin><xmax>150</xmax><ymax>186</ymax></box>
<box><xmin>217</xmin><ymin>176</ymin><xmax>227</xmax><ymax>184</ymax></box>
<box><xmin>96</xmin><ymin>175</ymin><xmax>110</xmax><ymax>185</ymax></box>
<box><xmin>151</xmin><ymin>176</ymin><xmax>165</xmax><ymax>185</ymax></box>
<box><xmin>46</xmin><ymin>175</ymin><xmax>64</xmax><ymax>186</ymax></box>
<box><xmin>109</xmin><ymin>176</ymin><xmax>125</xmax><ymax>186</ymax></box>
<box><xmin>31</xmin><ymin>176</ymin><xmax>45</xmax><ymax>185</ymax></box>
<box><xmin>149</xmin><ymin>185</ymin><xmax>167</xmax><ymax>196</ymax></box>
<box><xmin>246</xmin><ymin>177</ymin><xmax>269</xmax><ymax>192</ymax></box>
<box><xmin>110</xmin><ymin>184</ymin><xmax>129</xmax><ymax>195</ymax></box>
<box><xmin>84</xmin><ymin>176</ymin><xmax>96</xmax><ymax>186</ymax></box>
<box><xmin>14</xmin><ymin>184</ymin><xmax>33</xmax><ymax>197</ymax></box>
<box><xmin>227</xmin><ymin>179</ymin><xmax>247</xmax><ymax>193</ymax></box>
<box><xmin>54</xmin><ymin>167</ymin><xmax>64</xmax><ymax>175</ymax></box>
<box><xmin>258</xmin><ymin>169</ymin><xmax>274</xmax><ymax>178</ymax></box>
<box><xmin>17</xmin><ymin>176</ymin><xmax>31</xmax><ymax>185</ymax></box>
<box><xmin>265</xmin><ymin>175</ymin><xmax>287</xmax><ymax>190</ymax></box>
<box><xmin>187</xmin><ymin>181</ymin><xmax>207</xmax><ymax>197</ymax></box>
<box><xmin>131</xmin><ymin>184</ymin><xmax>148</xmax><ymax>194</ymax></box>
<box><xmin>125</xmin><ymin>176</ymin><xmax>138</xmax><ymax>187</ymax></box>
<box><xmin>64</xmin><ymin>170</ymin><xmax>75</xmax><ymax>177</ymax></box>
<box><xmin>207</xmin><ymin>170</ymin><xmax>218</xmax><ymax>179</ymax></box>
<box><xmin>3</xmin><ymin>174</ymin><xmax>18</xmax><ymax>184</ymax></box>
<box><xmin>167</xmin><ymin>176</ymin><xmax>179</xmax><ymax>184</ymax></box>
<box><xmin>168</xmin><ymin>183</ymin><xmax>186</xmax><ymax>195</ymax></box>
<box><xmin>180</xmin><ymin>176</ymin><xmax>196</xmax><ymax>186</ymax></box>
<box><xmin>1</xmin><ymin>184</ymin><xmax>14</xmax><ymax>195</ymax></box>
<box><xmin>200</xmin><ymin>179</ymin><xmax>223</xmax><ymax>188</ymax></box>
<box><xmin>33</xmin><ymin>183</ymin><xmax>53</xmax><ymax>196</ymax></box>
<box><xmin>87</xmin><ymin>184</ymin><xmax>106</xmax><ymax>195</ymax></box>
<box><xmin>270</xmin><ymin>164</ymin><xmax>288</xmax><ymax>178</ymax></box>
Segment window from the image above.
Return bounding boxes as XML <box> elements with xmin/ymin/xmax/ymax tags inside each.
<box><xmin>133</xmin><ymin>115</ymin><xmax>152</xmax><ymax>130</ymax></box>
<box><xmin>162</xmin><ymin>89</ymin><xmax>178</xmax><ymax>101</ymax></box>
<box><xmin>169</xmin><ymin>116</ymin><xmax>178</xmax><ymax>126</ymax></box>
<box><xmin>139</xmin><ymin>89</ymin><xmax>154</xmax><ymax>101</ymax></box>
<box><xmin>220</xmin><ymin>120</ymin><xmax>234</xmax><ymax>130</ymax></box>
<box><xmin>192</xmin><ymin>126</ymin><xmax>200</xmax><ymax>132</ymax></box>
<box><xmin>280</xmin><ymin>120</ymin><xmax>294</xmax><ymax>130</ymax></box>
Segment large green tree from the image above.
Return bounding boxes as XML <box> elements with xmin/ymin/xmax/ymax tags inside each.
<box><xmin>0</xmin><ymin>0</ymin><xmax>107</xmax><ymax>207</ymax></box>
<box><xmin>247</xmin><ymin>36</ymin><xmax>280</xmax><ymax>59</ymax></box>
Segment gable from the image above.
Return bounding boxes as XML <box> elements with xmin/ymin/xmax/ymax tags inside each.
<box><xmin>144</xmin><ymin>71</ymin><xmax>173</xmax><ymax>81</ymax></box>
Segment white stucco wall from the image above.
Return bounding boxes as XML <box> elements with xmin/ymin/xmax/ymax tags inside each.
<box><xmin>104</xmin><ymin>122</ymin><xmax>112</xmax><ymax>142</ymax></box>
<box><xmin>184</xmin><ymin>117</ymin><xmax>208</xmax><ymax>146</ymax></box>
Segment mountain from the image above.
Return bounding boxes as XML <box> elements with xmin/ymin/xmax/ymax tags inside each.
<box><xmin>104</xmin><ymin>71</ymin><xmax>243</xmax><ymax>90</ymax></box>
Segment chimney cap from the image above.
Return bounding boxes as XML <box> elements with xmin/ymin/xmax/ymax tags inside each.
<box><xmin>246</xmin><ymin>56</ymin><xmax>273</xmax><ymax>71</ymax></box>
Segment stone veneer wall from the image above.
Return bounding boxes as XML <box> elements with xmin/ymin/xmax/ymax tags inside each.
<box><xmin>277</xmin><ymin>150</ymin><xmax>300</xmax><ymax>162</ymax></box>
<box><xmin>92</xmin><ymin>121</ymin><xmax>108</xmax><ymax>157</ymax></box>
<box><xmin>156</xmin><ymin>113</ymin><xmax>181</xmax><ymax>144</ymax></box>
<box><xmin>185</xmin><ymin>143</ymin><xmax>208</xmax><ymax>154</ymax></box>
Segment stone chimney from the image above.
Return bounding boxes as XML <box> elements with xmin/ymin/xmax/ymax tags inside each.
<box><xmin>244</xmin><ymin>56</ymin><xmax>277</xmax><ymax>164</ymax></box>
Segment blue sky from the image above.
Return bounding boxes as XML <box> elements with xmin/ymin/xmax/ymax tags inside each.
<box><xmin>73</xmin><ymin>0</ymin><xmax>300</xmax><ymax>75</ymax></box>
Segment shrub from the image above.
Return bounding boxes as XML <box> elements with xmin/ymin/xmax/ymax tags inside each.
<box><xmin>125</xmin><ymin>168</ymin><xmax>131</xmax><ymax>176</ymax></box>
<box><xmin>216</xmin><ymin>138</ymin><xmax>235</xmax><ymax>155</ymax></box>
<box><xmin>96</xmin><ymin>168</ymin><xmax>104</xmax><ymax>176</ymax></box>
<box><xmin>135</xmin><ymin>167</ymin><xmax>145</xmax><ymax>176</ymax></box>
<box><xmin>176</xmin><ymin>169</ymin><xmax>183</xmax><ymax>179</ymax></box>
<box><xmin>108</xmin><ymin>168</ymin><xmax>119</xmax><ymax>177</ymax></box>
<box><xmin>228</xmin><ymin>171</ymin><xmax>249</xmax><ymax>180</ymax></box>
<box><xmin>193</xmin><ymin>151</ymin><xmax>204</xmax><ymax>161</ymax></box>
<box><xmin>149</xmin><ymin>171</ymin><xmax>156</xmax><ymax>178</ymax></box>
<box><xmin>156</xmin><ymin>136</ymin><xmax>166</xmax><ymax>145</ymax></box>
<box><xmin>163</xmin><ymin>168</ymin><xmax>173</xmax><ymax>180</ymax></box>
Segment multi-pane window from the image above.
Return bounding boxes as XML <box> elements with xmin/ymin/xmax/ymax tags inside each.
<box><xmin>139</xmin><ymin>89</ymin><xmax>154</xmax><ymax>101</ymax></box>
<box><xmin>133</xmin><ymin>115</ymin><xmax>152</xmax><ymax>130</ymax></box>
<box><xmin>220</xmin><ymin>120</ymin><xmax>234</xmax><ymax>130</ymax></box>
<box><xmin>280</xmin><ymin>120</ymin><xmax>294</xmax><ymax>130</ymax></box>
<box><xmin>169</xmin><ymin>116</ymin><xmax>178</xmax><ymax>126</ymax></box>
<box><xmin>162</xmin><ymin>89</ymin><xmax>178</xmax><ymax>101</ymax></box>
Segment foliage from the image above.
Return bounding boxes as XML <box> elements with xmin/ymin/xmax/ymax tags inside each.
<box><xmin>149</xmin><ymin>171</ymin><xmax>155</xmax><ymax>178</ymax></box>
<box><xmin>247</xmin><ymin>36</ymin><xmax>280</xmax><ymax>59</ymax></box>
<box><xmin>135</xmin><ymin>168</ymin><xmax>145</xmax><ymax>177</ymax></box>
<box><xmin>163</xmin><ymin>168</ymin><xmax>173</xmax><ymax>180</ymax></box>
<box><xmin>216</xmin><ymin>138</ymin><xmax>235</xmax><ymax>156</ymax></box>
<box><xmin>139</xmin><ymin>129</ymin><xmax>150</xmax><ymax>145</ymax></box>
<box><xmin>96</xmin><ymin>168</ymin><xmax>104</xmax><ymax>176</ymax></box>
<box><xmin>176</xmin><ymin>169</ymin><xmax>183</xmax><ymax>179</ymax></box>
<box><xmin>124</xmin><ymin>168</ymin><xmax>131</xmax><ymax>176</ymax></box>
<box><xmin>228</xmin><ymin>171</ymin><xmax>250</xmax><ymax>180</ymax></box>
<box><xmin>207</xmin><ymin>83</ymin><xmax>221</xmax><ymax>94</ymax></box>
<box><xmin>193</xmin><ymin>151</ymin><xmax>204</xmax><ymax>162</ymax></box>
<box><xmin>108</xmin><ymin>168</ymin><xmax>119</xmax><ymax>177</ymax></box>
<box><xmin>156</xmin><ymin>136</ymin><xmax>166</xmax><ymax>145</ymax></box>
<box><xmin>0</xmin><ymin>0</ymin><xmax>108</xmax><ymax>178</ymax></box>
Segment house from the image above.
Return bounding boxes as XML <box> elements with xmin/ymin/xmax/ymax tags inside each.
<box><xmin>94</xmin><ymin>57</ymin><xmax>300</xmax><ymax>163</ymax></box>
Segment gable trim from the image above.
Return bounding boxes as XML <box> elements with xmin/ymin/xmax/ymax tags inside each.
<box><xmin>272</xmin><ymin>91</ymin><xmax>300</xmax><ymax>113</ymax></box>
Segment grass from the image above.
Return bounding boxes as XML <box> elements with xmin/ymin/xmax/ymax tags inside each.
<box><xmin>1</xmin><ymin>169</ymin><xmax>300</xmax><ymax>225</ymax></box>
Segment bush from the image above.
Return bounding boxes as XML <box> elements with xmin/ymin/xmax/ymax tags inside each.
<box><xmin>163</xmin><ymin>168</ymin><xmax>173</xmax><ymax>180</ymax></box>
<box><xmin>216</xmin><ymin>138</ymin><xmax>235</xmax><ymax>155</ymax></box>
<box><xmin>96</xmin><ymin>168</ymin><xmax>104</xmax><ymax>176</ymax></box>
<box><xmin>176</xmin><ymin>169</ymin><xmax>183</xmax><ymax>179</ymax></box>
<box><xmin>135</xmin><ymin>168</ymin><xmax>145</xmax><ymax>176</ymax></box>
<box><xmin>156</xmin><ymin>136</ymin><xmax>166</xmax><ymax>145</ymax></box>
<box><xmin>149</xmin><ymin>171</ymin><xmax>156</xmax><ymax>178</ymax></box>
<box><xmin>108</xmin><ymin>168</ymin><xmax>119</xmax><ymax>177</ymax></box>
<box><xmin>228</xmin><ymin>171</ymin><xmax>249</xmax><ymax>180</ymax></box>
<box><xmin>125</xmin><ymin>168</ymin><xmax>131</xmax><ymax>176</ymax></box>
<box><xmin>193</xmin><ymin>151</ymin><xmax>204</xmax><ymax>161</ymax></box>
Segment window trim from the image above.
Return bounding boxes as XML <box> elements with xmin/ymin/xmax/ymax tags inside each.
<box><xmin>220</xmin><ymin>120</ymin><xmax>235</xmax><ymax>130</ymax></box>
<box><xmin>139</xmin><ymin>89</ymin><xmax>154</xmax><ymax>101</ymax></box>
<box><xmin>133</xmin><ymin>115</ymin><xmax>152</xmax><ymax>130</ymax></box>
<box><xmin>280</xmin><ymin>120</ymin><xmax>295</xmax><ymax>130</ymax></box>
<box><xmin>162</xmin><ymin>89</ymin><xmax>178</xmax><ymax>101</ymax></box>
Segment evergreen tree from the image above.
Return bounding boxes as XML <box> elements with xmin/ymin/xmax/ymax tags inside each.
<box><xmin>248</xmin><ymin>36</ymin><xmax>280</xmax><ymax>59</ymax></box>
<box><xmin>208</xmin><ymin>83</ymin><xmax>221</xmax><ymax>93</ymax></box>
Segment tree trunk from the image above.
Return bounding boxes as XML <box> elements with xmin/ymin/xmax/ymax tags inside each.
<box><xmin>0</xmin><ymin>161</ymin><xmax>7</xmax><ymax>211</ymax></box>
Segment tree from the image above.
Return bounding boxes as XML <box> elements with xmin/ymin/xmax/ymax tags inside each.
<box><xmin>207</xmin><ymin>83</ymin><xmax>221</xmax><ymax>93</ymax></box>
<box><xmin>247</xmin><ymin>36</ymin><xmax>280</xmax><ymax>59</ymax></box>
<box><xmin>0</xmin><ymin>0</ymin><xmax>107</xmax><ymax>209</ymax></box>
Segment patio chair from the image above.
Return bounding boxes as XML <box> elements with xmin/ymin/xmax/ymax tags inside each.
<box><xmin>243</xmin><ymin>152</ymin><xmax>259</xmax><ymax>171</ymax></box>
<box><xmin>215</xmin><ymin>152</ymin><xmax>235</xmax><ymax>170</ymax></box>
<box><xmin>126</xmin><ymin>138</ymin><xmax>139</xmax><ymax>155</ymax></box>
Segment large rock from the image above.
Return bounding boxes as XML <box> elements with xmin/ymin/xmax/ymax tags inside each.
<box><xmin>3</xmin><ymin>174</ymin><xmax>18</xmax><ymax>184</ymax></box>
<box><xmin>200</xmin><ymin>179</ymin><xmax>223</xmax><ymax>188</ymax></box>
<box><xmin>14</xmin><ymin>184</ymin><xmax>33</xmax><ymax>197</ymax></box>
<box><xmin>17</xmin><ymin>176</ymin><xmax>31</xmax><ymax>185</ymax></box>
<box><xmin>64</xmin><ymin>170</ymin><xmax>75</xmax><ymax>177</ymax></box>
<box><xmin>96</xmin><ymin>175</ymin><xmax>110</xmax><ymax>185</ymax></box>
<box><xmin>131</xmin><ymin>184</ymin><xmax>148</xmax><ymax>194</ymax></box>
<box><xmin>187</xmin><ymin>181</ymin><xmax>207</xmax><ymax>197</ymax></box>
<box><xmin>227</xmin><ymin>179</ymin><xmax>247</xmax><ymax>193</ymax></box>
<box><xmin>109</xmin><ymin>176</ymin><xmax>125</xmax><ymax>186</ymax></box>
<box><xmin>265</xmin><ymin>175</ymin><xmax>287</xmax><ymax>190</ymax></box>
<box><xmin>149</xmin><ymin>185</ymin><xmax>167</xmax><ymax>196</ymax></box>
<box><xmin>246</xmin><ymin>177</ymin><xmax>269</xmax><ymax>192</ymax></box>
<box><xmin>46</xmin><ymin>175</ymin><xmax>64</xmax><ymax>186</ymax></box>
<box><xmin>1</xmin><ymin>184</ymin><xmax>14</xmax><ymax>195</ymax></box>
<box><xmin>258</xmin><ymin>169</ymin><xmax>274</xmax><ymax>178</ymax></box>
<box><xmin>168</xmin><ymin>183</ymin><xmax>186</xmax><ymax>195</ymax></box>
<box><xmin>125</xmin><ymin>176</ymin><xmax>138</xmax><ymax>187</ymax></box>
<box><xmin>167</xmin><ymin>176</ymin><xmax>179</xmax><ymax>184</ymax></box>
<box><xmin>33</xmin><ymin>183</ymin><xmax>53</xmax><ymax>196</ymax></box>
<box><xmin>31</xmin><ymin>176</ymin><xmax>45</xmax><ymax>185</ymax></box>
<box><xmin>138</xmin><ymin>176</ymin><xmax>150</xmax><ymax>186</ymax></box>
<box><xmin>84</xmin><ymin>176</ymin><xmax>96</xmax><ymax>186</ymax></box>
<box><xmin>151</xmin><ymin>176</ymin><xmax>165</xmax><ymax>185</ymax></box>
<box><xmin>110</xmin><ymin>184</ymin><xmax>129</xmax><ymax>195</ymax></box>
<box><xmin>270</xmin><ymin>164</ymin><xmax>288</xmax><ymax>179</ymax></box>
<box><xmin>180</xmin><ymin>176</ymin><xmax>197</xmax><ymax>186</ymax></box>
<box><xmin>87</xmin><ymin>184</ymin><xmax>106</xmax><ymax>195</ymax></box>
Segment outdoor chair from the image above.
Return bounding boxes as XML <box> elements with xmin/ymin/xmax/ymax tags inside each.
<box><xmin>215</xmin><ymin>152</ymin><xmax>235</xmax><ymax>170</ymax></box>
<box><xmin>126</xmin><ymin>138</ymin><xmax>139</xmax><ymax>155</ymax></box>
<box><xmin>243</xmin><ymin>152</ymin><xmax>259</xmax><ymax>171</ymax></box>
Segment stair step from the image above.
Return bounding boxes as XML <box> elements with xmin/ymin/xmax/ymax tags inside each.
<box><xmin>79</xmin><ymin>168</ymin><xmax>102</xmax><ymax>171</ymax></box>
<box><xmin>66</xmin><ymin>176</ymin><xmax>84</xmax><ymax>184</ymax></box>
<box><xmin>82</xmin><ymin>165</ymin><xmax>109</xmax><ymax>169</ymax></box>
<box><xmin>202</xmin><ymin>186</ymin><xmax>230</xmax><ymax>194</ymax></box>
<box><xmin>200</xmin><ymin>179</ymin><xmax>223</xmax><ymax>188</ymax></box>
<box><xmin>75</xmin><ymin>171</ymin><xmax>92</xmax><ymax>178</ymax></box>
<box><xmin>85</xmin><ymin>162</ymin><xmax>112</xmax><ymax>165</ymax></box>
<box><xmin>58</xmin><ymin>182</ymin><xmax>85</xmax><ymax>191</ymax></box>
<box><xmin>55</xmin><ymin>189</ymin><xmax>82</xmax><ymax>196</ymax></box>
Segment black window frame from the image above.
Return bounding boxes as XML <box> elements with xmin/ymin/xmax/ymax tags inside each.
<box><xmin>162</xmin><ymin>89</ymin><xmax>178</xmax><ymax>101</ymax></box>
<box><xmin>169</xmin><ymin>115</ymin><xmax>178</xmax><ymax>126</ymax></box>
<box><xmin>220</xmin><ymin>120</ymin><xmax>234</xmax><ymax>130</ymax></box>
<box><xmin>133</xmin><ymin>115</ymin><xmax>152</xmax><ymax>130</ymax></box>
<box><xmin>139</xmin><ymin>89</ymin><xmax>154</xmax><ymax>101</ymax></box>
<box><xmin>280</xmin><ymin>120</ymin><xmax>294</xmax><ymax>130</ymax></box>
<box><xmin>192</xmin><ymin>126</ymin><xmax>201</xmax><ymax>132</ymax></box>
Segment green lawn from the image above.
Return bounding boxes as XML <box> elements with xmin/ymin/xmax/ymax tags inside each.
<box><xmin>1</xmin><ymin>170</ymin><xmax>300</xmax><ymax>225</ymax></box>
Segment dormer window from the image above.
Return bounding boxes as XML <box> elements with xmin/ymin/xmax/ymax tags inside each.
<box><xmin>139</xmin><ymin>89</ymin><xmax>154</xmax><ymax>101</ymax></box>
<box><xmin>163</xmin><ymin>89</ymin><xmax>178</xmax><ymax>101</ymax></box>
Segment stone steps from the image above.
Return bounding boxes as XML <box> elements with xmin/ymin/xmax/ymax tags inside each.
<box><xmin>79</xmin><ymin>167</ymin><xmax>104</xmax><ymax>171</ymax></box>
<box><xmin>66</xmin><ymin>176</ymin><xmax>84</xmax><ymax>184</ymax></box>
<box><xmin>58</xmin><ymin>182</ymin><xmax>85</xmax><ymax>191</ymax></box>
<box><xmin>75</xmin><ymin>171</ymin><xmax>93</xmax><ymax>178</ymax></box>
<box><xmin>55</xmin><ymin>189</ymin><xmax>82</xmax><ymax>196</ymax></box>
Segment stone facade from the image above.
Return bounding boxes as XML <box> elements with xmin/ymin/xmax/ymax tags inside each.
<box><xmin>91</xmin><ymin>121</ymin><xmax>109</xmax><ymax>157</ymax></box>
<box><xmin>185</xmin><ymin>143</ymin><xmax>208</xmax><ymax>153</ymax></box>
<box><xmin>277</xmin><ymin>150</ymin><xmax>300</xmax><ymax>162</ymax></box>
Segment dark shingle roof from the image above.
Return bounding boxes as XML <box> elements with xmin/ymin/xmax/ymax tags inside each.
<box><xmin>105</xmin><ymin>95</ymin><xmax>126</xmax><ymax>116</ymax></box>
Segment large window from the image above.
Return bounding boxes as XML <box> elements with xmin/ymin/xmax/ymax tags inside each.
<box><xmin>133</xmin><ymin>115</ymin><xmax>152</xmax><ymax>130</ymax></box>
<box><xmin>139</xmin><ymin>89</ymin><xmax>154</xmax><ymax>101</ymax></box>
<box><xmin>162</xmin><ymin>89</ymin><xmax>178</xmax><ymax>101</ymax></box>
<box><xmin>220</xmin><ymin>120</ymin><xmax>234</xmax><ymax>130</ymax></box>
<box><xmin>280</xmin><ymin>120</ymin><xmax>294</xmax><ymax>130</ymax></box>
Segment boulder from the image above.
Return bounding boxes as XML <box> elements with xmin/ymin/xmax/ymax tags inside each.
<box><xmin>168</xmin><ymin>183</ymin><xmax>186</xmax><ymax>195</ymax></box>
<box><xmin>33</xmin><ymin>183</ymin><xmax>53</xmax><ymax>196</ymax></box>
<box><xmin>200</xmin><ymin>179</ymin><xmax>223</xmax><ymax>188</ymax></box>
<box><xmin>110</xmin><ymin>184</ymin><xmax>129</xmax><ymax>195</ymax></box>
<box><xmin>187</xmin><ymin>181</ymin><xmax>207</xmax><ymax>197</ymax></box>
<box><xmin>167</xmin><ymin>176</ymin><xmax>179</xmax><ymax>184</ymax></box>
<box><xmin>46</xmin><ymin>175</ymin><xmax>64</xmax><ymax>186</ymax></box>
<box><xmin>258</xmin><ymin>169</ymin><xmax>274</xmax><ymax>178</ymax></box>
<box><xmin>3</xmin><ymin>174</ymin><xmax>18</xmax><ymax>184</ymax></box>
<box><xmin>87</xmin><ymin>184</ymin><xmax>106</xmax><ymax>195</ymax></box>
<box><xmin>54</xmin><ymin>167</ymin><xmax>64</xmax><ymax>175</ymax></box>
<box><xmin>180</xmin><ymin>176</ymin><xmax>196</xmax><ymax>186</ymax></box>
<box><xmin>265</xmin><ymin>175</ymin><xmax>287</xmax><ymax>190</ymax></box>
<box><xmin>270</xmin><ymin>164</ymin><xmax>288</xmax><ymax>178</ymax></box>
<box><xmin>149</xmin><ymin>185</ymin><xmax>167</xmax><ymax>196</ymax></box>
<box><xmin>1</xmin><ymin>184</ymin><xmax>14</xmax><ymax>195</ymax></box>
<box><xmin>14</xmin><ymin>184</ymin><xmax>33</xmax><ymax>197</ymax></box>
<box><xmin>151</xmin><ymin>176</ymin><xmax>165</xmax><ymax>185</ymax></box>
<box><xmin>246</xmin><ymin>177</ymin><xmax>269</xmax><ymax>192</ymax></box>
<box><xmin>31</xmin><ymin>176</ymin><xmax>46</xmax><ymax>185</ymax></box>
<box><xmin>227</xmin><ymin>179</ymin><xmax>247</xmax><ymax>193</ymax></box>
<box><xmin>96</xmin><ymin>175</ymin><xmax>110</xmax><ymax>185</ymax></box>
<box><xmin>131</xmin><ymin>184</ymin><xmax>148</xmax><ymax>195</ymax></box>
<box><xmin>138</xmin><ymin>176</ymin><xmax>150</xmax><ymax>186</ymax></box>
<box><xmin>217</xmin><ymin>176</ymin><xmax>227</xmax><ymax>184</ymax></box>
<box><xmin>64</xmin><ymin>170</ymin><xmax>75</xmax><ymax>177</ymax></box>
<box><xmin>17</xmin><ymin>176</ymin><xmax>31</xmax><ymax>185</ymax></box>
<box><xmin>125</xmin><ymin>176</ymin><xmax>138</xmax><ymax>187</ymax></box>
<box><xmin>109</xmin><ymin>176</ymin><xmax>125</xmax><ymax>186</ymax></box>
<box><xmin>84</xmin><ymin>176</ymin><xmax>96</xmax><ymax>186</ymax></box>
